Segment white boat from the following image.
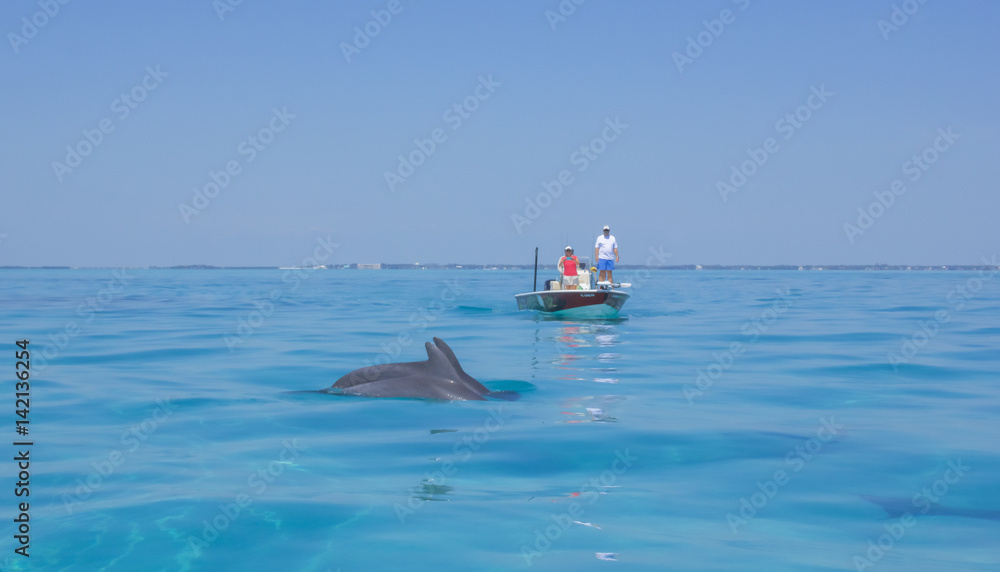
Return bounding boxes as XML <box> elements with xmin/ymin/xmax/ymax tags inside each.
<box><xmin>514</xmin><ymin>248</ymin><xmax>630</xmax><ymax>318</ymax></box>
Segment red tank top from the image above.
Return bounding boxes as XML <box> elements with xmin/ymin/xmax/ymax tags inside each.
<box><xmin>562</xmin><ymin>256</ymin><xmax>578</xmax><ymax>276</ymax></box>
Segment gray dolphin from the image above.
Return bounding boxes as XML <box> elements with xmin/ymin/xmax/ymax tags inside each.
<box><xmin>862</xmin><ymin>495</ymin><xmax>1000</xmax><ymax>521</ymax></box>
<box><xmin>324</xmin><ymin>338</ymin><xmax>516</xmax><ymax>401</ymax></box>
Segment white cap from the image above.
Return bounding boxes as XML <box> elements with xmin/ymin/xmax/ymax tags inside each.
<box><xmin>565</xmin><ymin>246</ymin><xmax>573</xmax><ymax>251</ymax></box>
<box><xmin>603</xmin><ymin>225</ymin><xmax>610</xmax><ymax>231</ymax></box>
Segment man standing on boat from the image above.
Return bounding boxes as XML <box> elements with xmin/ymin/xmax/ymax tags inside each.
<box><xmin>594</xmin><ymin>225</ymin><xmax>618</xmax><ymax>284</ymax></box>
<box><xmin>558</xmin><ymin>246</ymin><xmax>580</xmax><ymax>290</ymax></box>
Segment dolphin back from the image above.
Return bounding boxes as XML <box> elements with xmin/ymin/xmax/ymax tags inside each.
<box><xmin>327</xmin><ymin>338</ymin><xmax>496</xmax><ymax>401</ymax></box>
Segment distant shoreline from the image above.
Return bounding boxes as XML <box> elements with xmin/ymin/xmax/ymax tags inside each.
<box><xmin>2</xmin><ymin>264</ymin><xmax>997</xmax><ymax>271</ymax></box>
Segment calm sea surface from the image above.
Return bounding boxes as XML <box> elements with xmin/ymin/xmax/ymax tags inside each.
<box><xmin>1</xmin><ymin>268</ymin><xmax>999</xmax><ymax>571</ymax></box>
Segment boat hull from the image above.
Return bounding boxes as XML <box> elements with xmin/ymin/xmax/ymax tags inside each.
<box><xmin>514</xmin><ymin>289</ymin><xmax>630</xmax><ymax>318</ymax></box>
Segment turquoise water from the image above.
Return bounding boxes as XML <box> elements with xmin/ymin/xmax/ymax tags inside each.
<box><xmin>2</xmin><ymin>268</ymin><xmax>999</xmax><ymax>571</ymax></box>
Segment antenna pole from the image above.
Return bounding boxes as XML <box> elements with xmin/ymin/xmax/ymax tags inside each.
<box><xmin>533</xmin><ymin>247</ymin><xmax>538</xmax><ymax>292</ymax></box>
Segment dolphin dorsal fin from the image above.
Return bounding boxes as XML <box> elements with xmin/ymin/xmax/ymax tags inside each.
<box><xmin>432</xmin><ymin>337</ymin><xmax>466</xmax><ymax>375</ymax></box>
<box><xmin>425</xmin><ymin>342</ymin><xmax>457</xmax><ymax>378</ymax></box>
<box><xmin>432</xmin><ymin>337</ymin><xmax>490</xmax><ymax>393</ymax></box>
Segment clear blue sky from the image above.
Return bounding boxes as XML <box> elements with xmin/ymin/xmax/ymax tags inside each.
<box><xmin>1</xmin><ymin>0</ymin><xmax>997</xmax><ymax>267</ymax></box>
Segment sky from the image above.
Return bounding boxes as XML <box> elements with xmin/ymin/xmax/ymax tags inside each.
<box><xmin>1</xmin><ymin>0</ymin><xmax>997</xmax><ymax>267</ymax></box>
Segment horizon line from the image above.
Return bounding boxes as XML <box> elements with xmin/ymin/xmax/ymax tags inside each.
<box><xmin>2</xmin><ymin>264</ymin><xmax>997</xmax><ymax>271</ymax></box>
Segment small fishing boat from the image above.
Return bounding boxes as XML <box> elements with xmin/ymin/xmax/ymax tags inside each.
<box><xmin>514</xmin><ymin>248</ymin><xmax>631</xmax><ymax>318</ymax></box>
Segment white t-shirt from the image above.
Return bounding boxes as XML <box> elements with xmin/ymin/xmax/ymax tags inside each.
<box><xmin>595</xmin><ymin>234</ymin><xmax>617</xmax><ymax>260</ymax></box>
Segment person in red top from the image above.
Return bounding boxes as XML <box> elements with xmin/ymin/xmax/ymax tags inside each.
<box><xmin>558</xmin><ymin>246</ymin><xmax>580</xmax><ymax>290</ymax></box>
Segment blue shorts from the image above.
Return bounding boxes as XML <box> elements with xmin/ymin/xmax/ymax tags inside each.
<box><xmin>597</xmin><ymin>259</ymin><xmax>615</xmax><ymax>270</ymax></box>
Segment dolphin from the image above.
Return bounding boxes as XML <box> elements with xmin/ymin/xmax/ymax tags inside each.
<box><xmin>324</xmin><ymin>337</ymin><xmax>516</xmax><ymax>401</ymax></box>
<box><xmin>862</xmin><ymin>495</ymin><xmax>1000</xmax><ymax>521</ymax></box>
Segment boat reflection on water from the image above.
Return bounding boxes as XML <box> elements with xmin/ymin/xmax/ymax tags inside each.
<box><xmin>526</xmin><ymin>321</ymin><xmax>627</xmax><ymax>424</ymax></box>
